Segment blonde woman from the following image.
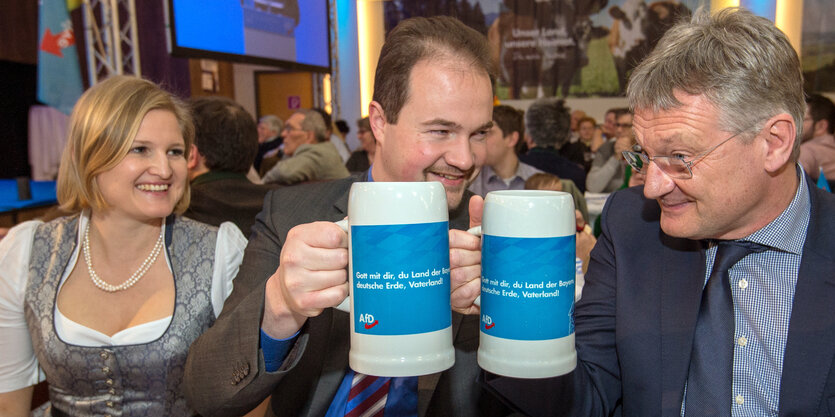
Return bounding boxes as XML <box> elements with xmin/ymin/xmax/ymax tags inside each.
<box><xmin>0</xmin><ymin>76</ymin><xmax>246</xmax><ymax>416</ymax></box>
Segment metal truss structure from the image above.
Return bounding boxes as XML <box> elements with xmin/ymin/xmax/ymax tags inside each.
<box><xmin>81</xmin><ymin>0</ymin><xmax>140</xmax><ymax>84</ymax></box>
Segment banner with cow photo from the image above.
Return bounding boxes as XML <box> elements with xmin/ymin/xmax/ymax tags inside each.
<box><xmin>802</xmin><ymin>0</ymin><xmax>835</xmax><ymax>93</ymax></box>
<box><xmin>383</xmin><ymin>0</ymin><xmax>699</xmax><ymax>99</ymax></box>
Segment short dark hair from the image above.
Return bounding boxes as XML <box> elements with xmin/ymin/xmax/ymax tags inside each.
<box><xmin>492</xmin><ymin>105</ymin><xmax>526</xmax><ymax>154</ymax></box>
<box><xmin>525</xmin><ymin>98</ymin><xmax>571</xmax><ymax>148</ymax></box>
<box><xmin>190</xmin><ymin>96</ymin><xmax>258</xmax><ymax>174</ymax></box>
<box><xmin>335</xmin><ymin>119</ymin><xmax>350</xmax><ymax>135</ymax></box>
<box><xmin>807</xmin><ymin>93</ymin><xmax>835</xmax><ymax>135</ymax></box>
<box><xmin>373</xmin><ymin>16</ymin><xmax>495</xmax><ymax>124</ymax></box>
<box><xmin>492</xmin><ymin>105</ymin><xmax>524</xmax><ymax>138</ymax></box>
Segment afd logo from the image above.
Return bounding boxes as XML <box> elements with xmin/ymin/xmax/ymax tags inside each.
<box><xmin>481</xmin><ymin>314</ymin><xmax>495</xmax><ymax>330</ymax></box>
<box><xmin>358</xmin><ymin>313</ymin><xmax>379</xmax><ymax>329</ymax></box>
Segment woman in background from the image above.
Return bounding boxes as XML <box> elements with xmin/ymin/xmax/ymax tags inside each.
<box><xmin>345</xmin><ymin>117</ymin><xmax>376</xmax><ymax>173</ymax></box>
<box><xmin>0</xmin><ymin>76</ymin><xmax>246</xmax><ymax>416</ymax></box>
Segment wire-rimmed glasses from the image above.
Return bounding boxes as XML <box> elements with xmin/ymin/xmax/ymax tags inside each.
<box><xmin>621</xmin><ymin>130</ymin><xmax>748</xmax><ymax>179</ymax></box>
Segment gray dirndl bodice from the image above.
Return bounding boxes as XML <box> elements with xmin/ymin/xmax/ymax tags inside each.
<box><xmin>24</xmin><ymin>215</ymin><xmax>218</xmax><ymax>416</ymax></box>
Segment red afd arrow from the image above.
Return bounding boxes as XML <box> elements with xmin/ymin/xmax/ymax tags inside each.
<box><xmin>40</xmin><ymin>28</ymin><xmax>76</xmax><ymax>57</ymax></box>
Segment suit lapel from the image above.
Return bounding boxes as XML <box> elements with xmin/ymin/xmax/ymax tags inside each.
<box><xmin>308</xmin><ymin>309</ymin><xmax>352</xmax><ymax>416</ymax></box>
<box><xmin>659</xmin><ymin>227</ymin><xmax>706</xmax><ymax>411</ymax></box>
<box><xmin>779</xmin><ymin>185</ymin><xmax>835</xmax><ymax>416</ymax></box>
<box><xmin>333</xmin><ymin>172</ymin><xmax>368</xmax><ymax>218</ymax></box>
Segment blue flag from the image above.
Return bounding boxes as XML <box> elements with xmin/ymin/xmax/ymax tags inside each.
<box><xmin>817</xmin><ymin>168</ymin><xmax>831</xmax><ymax>193</ymax></box>
<box><xmin>38</xmin><ymin>0</ymin><xmax>84</xmax><ymax>115</ymax></box>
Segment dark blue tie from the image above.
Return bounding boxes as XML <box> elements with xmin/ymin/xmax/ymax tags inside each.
<box><xmin>684</xmin><ymin>240</ymin><xmax>768</xmax><ymax>416</ymax></box>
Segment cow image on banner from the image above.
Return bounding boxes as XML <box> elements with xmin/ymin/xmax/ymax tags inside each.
<box><xmin>383</xmin><ymin>0</ymin><xmax>695</xmax><ymax>98</ymax></box>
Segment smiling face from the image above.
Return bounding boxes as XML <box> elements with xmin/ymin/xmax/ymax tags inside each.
<box><xmin>635</xmin><ymin>92</ymin><xmax>777</xmax><ymax>240</ymax></box>
<box><xmin>95</xmin><ymin>109</ymin><xmax>187</xmax><ymax>222</ymax></box>
<box><xmin>357</xmin><ymin>125</ymin><xmax>376</xmax><ymax>153</ymax></box>
<box><xmin>370</xmin><ymin>58</ymin><xmax>494</xmax><ymax>210</ymax></box>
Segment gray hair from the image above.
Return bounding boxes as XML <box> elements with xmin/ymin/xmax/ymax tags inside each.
<box><xmin>298</xmin><ymin>109</ymin><xmax>328</xmax><ymax>143</ymax></box>
<box><xmin>525</xmin><ymin>98</ymin><xmax>571</xmax><ymax>148</ymax></box>
<box><xmin>259</xmin><ymin>114</ymin><xmax>283</xmax><ymax>134</ymax></box>
<box><xmin>627</xmin><ymin>7</ymin><xmax>804</xmax><ymax>159</ymax></box>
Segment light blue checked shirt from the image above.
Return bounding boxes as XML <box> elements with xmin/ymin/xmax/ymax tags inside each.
<box><xmin>467</xmin><ymin>161</ymin><xmax>542</xmax><ymax>198</ymax></box>
<box><xmin>682</xmin><ymin>166</ymin><xmax>811</xmax><ymax>417</ymax></box>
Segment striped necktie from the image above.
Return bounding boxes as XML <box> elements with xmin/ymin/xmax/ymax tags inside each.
<box><xmin>345</xmin><ymin>373</ymin><xmax>391</xmax><ymax>417</ymax></box>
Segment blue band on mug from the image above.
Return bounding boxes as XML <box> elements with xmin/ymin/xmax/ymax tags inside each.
<box><xmin>351</xmin><ymin>221</ymin><xmax>451</xmax><ymax>335</ymax></box>
<box><xmin>481</xmin><ymin>234</ymin><xmax>575</xmax><ymax>340</ymax></box>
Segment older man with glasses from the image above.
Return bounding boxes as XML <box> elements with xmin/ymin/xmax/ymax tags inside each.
<box><xmin>453</xmin><ymin>7</ymin><xmax>835</xmax><ymax>416</ymax></box>
<box><xmin>260</xmin><ymin>109</ymin><xmax>350</xmax><ymax>185</ymax></box>
<box><xmin>586</xmin><ymin>108</ymin><xmax>635</xmax><ymax>193</ymax></box>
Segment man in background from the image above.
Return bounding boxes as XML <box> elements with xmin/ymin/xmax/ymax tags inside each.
<box><xmin>601</xmin><ymin>108</ymin><xmax>618</xmax><ymax>141</ymax></box>
<box><xmin>261</xmin><ymin>109</ymin><xmax>349</xmax><ymax>185</ymax></box>
<box><xmin>798</xmin><ymin>93</ymin><xmax>835</xmax><ymax>181</ymax></box>
<box><xmin>314</xmin><ymin>107</ymin><xmax>352</xmax><ymax>163</ymax></box>
<box><xmin>519</xmin><ymin>98</ymin><xmax>586</xmax><ymax>192</ymax></box>
<box><xmin>469</xmin><ymin>105</ymin><xmax>541</xmax><ymax>197</ymax></box>
<box><xmin>185</xmin><ymin>96</ymin><xmax>277</xmax><ymax>235</ymax></box>
<box><xmin>586</xmin><ymin>108</ymin><xmax>635</xmax><ymax>193</ymax></box>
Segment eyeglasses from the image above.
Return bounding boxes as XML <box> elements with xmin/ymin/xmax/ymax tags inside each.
<box><xmin>616</xmin><ymin>123</ymin><xmax>633</xmax><ymax>128</ymax></box>
<box><xmin>621</xmin><ymin>130</ymin><xmax>748</xmax><ymax>179</ymax></box>
<box><xmin>282</xmin><ymin>125</ymin><xmax>303</xmax><ymax>133</ymax></box>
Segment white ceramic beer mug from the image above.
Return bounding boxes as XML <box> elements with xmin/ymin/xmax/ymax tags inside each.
<box><xmin>473</xmin><ymin>190</ymin><xmax>577</xmax><ymax>378</ymax></box>
<box><xmin>336</xmin><ymin>181</ymin><xmax>455</xmax><ymax>377</ymax></box>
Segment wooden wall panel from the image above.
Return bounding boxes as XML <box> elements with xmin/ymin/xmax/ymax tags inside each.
<box><xmin>255</xmin><ymin>72</ymin><xmax>314</xmax><ymax>120</ymax></box>
<box><xmin>189</xmin><ymin>59</ymin><xmax>235</xmax><ymax>99</ymax></box>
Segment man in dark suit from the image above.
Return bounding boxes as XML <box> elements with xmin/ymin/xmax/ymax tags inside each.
<box><xmin>185</xmin><ymin>96</ymin><xmax>277</xmax><ymax>236</ymax></box>
<box><xmin>450</xmin><ymin>7</ymin><xmax>835</xmax><ymax>416</ymax></box>
<box><xmin>519</xmin><ymin>98</ymin><xmax>587</xmax><ymax>192</ymax></box>
<box><xmin>184</xmin><ymin>16</ymin><xmax>513</xmax><ymax>417</ymax></box>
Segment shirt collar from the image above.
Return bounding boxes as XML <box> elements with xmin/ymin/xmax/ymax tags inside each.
<box><xmin>743</xmin><ymin>164</ymin><xmax>811</xmax><ymax>255</ymax></box>
<box><xmin>483</xmin><ymin>162</ymin><xmax>529</xmax><ymax>182</ymax></box>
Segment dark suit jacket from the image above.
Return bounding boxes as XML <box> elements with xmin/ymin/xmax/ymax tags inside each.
<box><xmin>255</xmin><ymin>137</ymin><xmax>283</xmax><ymax>172</ymax></box>
<box><xmin>184</xmin><ymin>174</ymin><xmax>514</xmax><ymax>417</ymax></box>
<box><xmin>345</xmin><ymin>150</ymin><xmax>371</xmax><ymax>174</ymax></box>
<box><xmin>520</xmin><ymin>147</ymin><xmax>586</xmax><ymax>193</ymax></box>
<box><xmin>485</xmin><ymin>179</ymin><xmax>835</xmax><ymax>416</ymax></box>
<box><xmin>184</xmin><ymin>171</ymin><xmax>277</xmax><ymax>237</ymax></box>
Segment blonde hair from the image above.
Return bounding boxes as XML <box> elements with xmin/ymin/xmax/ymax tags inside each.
<box><xmin>524</xmin><ymin>173</ymin><xmax>562</xmax><ymax>191</ymax></box>
<box><xmin>57</xmin><ymin>75</ymin><xmax>194</xmax><ymax>214</ymax></box>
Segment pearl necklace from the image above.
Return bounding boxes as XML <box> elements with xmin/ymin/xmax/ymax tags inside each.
<box><xmin>83</xmin><ymin>223</ymin><xmax>164</xmax><ymax>292</ymax></box>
